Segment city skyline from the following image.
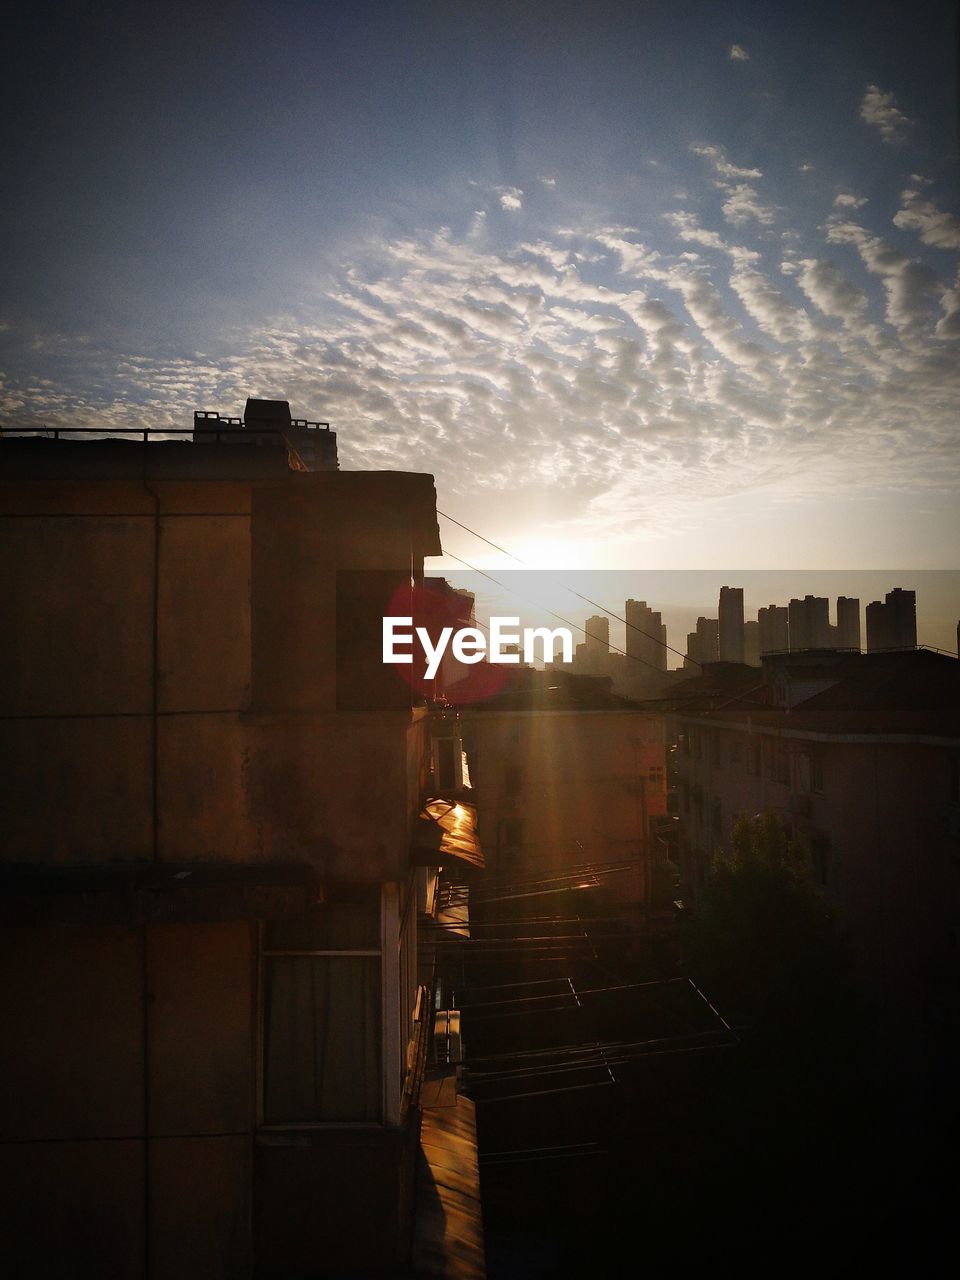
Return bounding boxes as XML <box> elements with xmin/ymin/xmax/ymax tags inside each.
<box><xmin>430</xmin><ymin>568</ymin><xmax>960</xmax><ymax>665</ymax></box>
<box><xmin>2</xmin><ymin>1</ymin><xmax>958</xmax><ymax>572</ymax></box>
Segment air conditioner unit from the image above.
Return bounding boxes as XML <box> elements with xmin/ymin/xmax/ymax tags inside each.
<box><xmin>433</xmin><ymin>1010</ymin><xmax>463</xmax><ymax>1073</ymax></box>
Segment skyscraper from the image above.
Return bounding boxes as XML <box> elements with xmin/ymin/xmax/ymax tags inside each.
<box><xmin>625</xmin><ymin>599</ymin><xmax>667</xmax><ymax>673</ymax></box>
<box><xmin>584</xmin><ymin>615</ymin><xmax>610</xmax><ymax>652</ymax></box>
<box><xmin>788</xmin><ymin>595</ymin><xmax>830</xmax><ymax>651</ymax></box>
<box><xmin>718</xmin><ymin>586</ymin><xmax>745</xmax><ymax>663</ymax></box>
<box><xmin>758</xmin><ymin>604</ymin><xmax>789</xmax><ymax>655</ymax></box>
<box><xmin>743</xmin><ymin>619</ymin><xmax>761</xmax><ymax>666</ymax></box>
<box><xmin>866</xmin><ymin>588</ymin><xmax>917</xmax><ymax>652</ymax></box>
<box><xmin>836</xmin><ymin>596</ymin><xmax>861</xmax><ymax>651</ymax></box>
<box><xmin>684</xmin><ymin>616</ymin><xmax>719</xmax><ymax>669</ymax></box>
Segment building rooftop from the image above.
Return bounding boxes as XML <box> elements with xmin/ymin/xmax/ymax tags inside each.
<box><xmin>641</xmin><ymin>648</ymin><xmax>960</xmax><ymax>740</ymax></box>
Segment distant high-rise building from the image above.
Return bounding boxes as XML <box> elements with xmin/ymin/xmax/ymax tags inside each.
<box><xmin>625</xmin><ymin>599</ymin><xmax>667</xmax><ymax>673</ymax></box>
<box><xmin>865</xmin><ymin>601</ymin><xmax>889</xmax><ymax>653</ymax></box>
<box><xmin>866</xmin><ymin>588</ymin><xmax>916</xmax><ymax>652</ymax></box>
<box><xmin>743</xmin><ymin>619</ymin><xmax>761</xmax><ymax>666</ymax></box>
<box><xmin>758</xmin><ymin>604</ymin><xmax>789</xmax><ymax>655</ymax></box>
<box><xmin>684</xmin><ymin>616</ymin><xmax>719</xmax><ymax>669</ymax></box>
<box><xmin>584</xmin><ymin>615</ymin><xmax>610</xmax><ymax>652</ymax></box>
<box><xmin>718</xmin><ymin>586</ymin><xmax>744</xmax><ymax>663</ymax></box>
<box><xmin>836</xmin><ymin>597</ymin><xmax>861</xmax><ymax>651</ymax></box>
<box><xmin>887</xmin><ymin>588</ymin><xmax>917</xmax><ymax>649</ymax></box>
<box><xmin>788</xmin><ymin>595</ymin><xmax>830</xmax><ymax>651</ymax></box>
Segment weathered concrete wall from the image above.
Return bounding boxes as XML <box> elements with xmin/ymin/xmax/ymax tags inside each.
<box><xmin>0</xmin><ymin>471</ymin><xmax>435</xmax><ymax>878</ymax></box>
<box><xmin>467</xmin><ymin>709</ymin><xmax>667</xmax><ymax>898</ymax></box>
<box><xmin>0</xmin><ymin>714</ymin><xmax>155</xmax><ymax>864</ymax></box>
<box><xmin>0</xmin><ymin>512</ymin><xmax>154</xmax><ymax>716</ymax></box>
<box><xmin>0</xmin><ymin>925</ymin><xmax>144</xmax><ymax>1141</ymax></box>
<box><xmin>0</xmin><ymin>922</ymin><xmax>255</xmax><ymax>1278</ymax></box>
<box><xmin>148</xmin><ymin>923</ymin><xmax>253</xmax><ymax>1134</ymax></box>
<box><xmin>254</xmin><ymin>1125</ymin><xmax>419</xmax><ymax>1277</ymax></box>
<box><xmin>0</xmin><ymin>1138</ymin><xmax>146</xmax><ymax>1277</ymax></box>
<box><xmin>159</xmin><ymin>513</ymin><xmax>252</xmax><ymax>713</ymax></box>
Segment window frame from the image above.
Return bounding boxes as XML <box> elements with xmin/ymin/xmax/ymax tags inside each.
<box><xmin>256</xmin><ymin>887</ymin><xmax>398</xmax><ymax>1132</ymax></box>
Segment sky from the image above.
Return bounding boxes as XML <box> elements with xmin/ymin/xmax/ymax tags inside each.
<box><xmin>2</xmin><ymin>0</ymin><xmax>959</xmax><ymax>575</ymax></box>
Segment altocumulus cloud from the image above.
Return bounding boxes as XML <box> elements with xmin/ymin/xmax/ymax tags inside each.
<box><xmin>1</xmin><ymin>103</ymin><xmax>958</xmax><ymax>544</ymax></box>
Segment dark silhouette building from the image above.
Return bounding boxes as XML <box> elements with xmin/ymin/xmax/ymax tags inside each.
<box><xmin>866</xmin><ymin>587</ymin><xmax>917</xmax><ymax>652</ymax></box>
<box><xmin>836</xmin><ymin>595</ymin><xmax>861</xmax><ymax>651</ymax></box>
<box><xmin>758</xmin><ymin>603</ymin><xmax>789</xmax><ymax>655</ymax></box>
<box><xmin>0</xmin><ymin>407</ymin><xmax>482</xmax><ymax>1278</ymax></box>
<box><xmin>625</xmin><ymin>598</ymin><xmax>668</xmax><ymax>673</ymax></box>
<box><xmin>685</xmin><ymin>616</ymin><xmax>720</xmax><ymax>669</ymax></box>
<box><xmin>788</xmin><ymin>594</ymin><xmax>830</xmax><ymax>651</ymax></box>
<box><xmin>718</xmin><ymin>586</ymin><xmax>744</xmax><ymax>663</ymax></box>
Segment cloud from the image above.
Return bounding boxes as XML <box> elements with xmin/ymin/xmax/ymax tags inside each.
<box><xmin>860</xmin><ymin>84</ymin><xmax>913</xmax><ymax>144</ymax></box>
<box><xmin>729</xmin><ymin>267</ymin><xmax>814</xmax><ymax>343</ymax></box>
<box><xmin>690</xmin><ymin>144</ymin><xmax>762</xmax><ymax>182</ymax></box>
<box><xmin>793</xmin><ymin>259</ymin><xmax>869</xmax><ymax>327</ymax></box>
<box><xmin>663</xmin><ymin>211</ymin><xmax>760</xmax><ymax>264</ymax></box>
<box><xmin>833</xmin><ymin>193</ymin><xmax>867</xmax><ymax>209</ymax></box>
<box><xmin>893</xmin><ymin>189</ymin><xmax>960</xmax><ymax>250</ymax></box>
<box><xmin>688</xmin><ymin>143</ymin><xmax>774</xmax><ymax>227</ymax></box>
<box><xmin>826</xmin><ymin>215</ymin><xmax>944</xmax><ymax>333</ymax></box>
<box><xmin>722</xmin><ymin>184</ymin><xmax>776</xmax><ymax>227</ymax></box>
<box><xmin>729</xmin><ymin>44</ymin><xmax>749</xmax><ymax>61</ymax></box>
<box><xmin>537</xmin><ymin>175</ymin><xmax>558</xmax><ymax>187</ymax></box>
<box><xmin>3</xmin><ymin>143</ymin><xmax>958</xmax><ymax>550</ymax></box>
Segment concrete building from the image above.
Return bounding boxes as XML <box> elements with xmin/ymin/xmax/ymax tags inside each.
<box><xmin>743</xmin><ymin>619</ymin><xmax>761</xmax><ymax>667</ymax></box>
<box><xmin>836</xmin><ymin>597</ymin><xmax>861</xmax><ymax>652</ymax></box>
<box><xmin>585</xmin><ymin>614</ymin><xmax>610</xmax><ymax>652</ymax></box>
<box><xmin>463</xmin><ymin>670</ymin><xmax>670</xmax><ymax>917</ymax></box>
<box><xmin>788</xmin><ymin>595</ymin><xmax>830</xmax><ymax>651</ymax></box>
<box><xmin>0</xmin><ymin>413</ymin><xmax>482</xmax><ymax>1277</ymax></box>
<box><xmin>866</xmin><ymin>587</ymin><xmax>917</xmax><ymax>653</ymax></box>
<box><xmin>718</xmin><ymin>587</ymin><xmax>744</xmax><ymax>664</ymax></box>
<box><xmin>758</xmin><ymin>604</ymin><xmax>789</xmax><ymax>655</ymax></box>
<box><xmin>625</xmin><ymin>599</ymin><xmax>668</xmax><ymax>673</ymax></box>
<box><xmin>655</xmin><ymin>648</ymin><xmax>960</xmax><ymax>1089</ymax></box>
<box><xmin>685</xmin><ymin>616</ymin><xmax>720</xmax><ymax>670</ymax></box>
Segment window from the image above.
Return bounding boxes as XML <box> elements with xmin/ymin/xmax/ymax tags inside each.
<box><xmin>730</xmin><ymin>739</ymin><xmax>744</xmax><ymax>766</ymax></box>
<box><xmin>711</xmin><ymin>734</ymin><xmax>722</xmax><ymax>766</ymax></box>
<box><xmin>711</xmin><ymin>797</ymin><xmax>722</xmax><ymax>839</ymax></box>
<box><xmin>262</xmin><ymin>891</ymin><xmax>382</xmax><ymax>1124</ymax></box>
<box><xmin>747</xmin><ymin>743</ymin><xmax>761</xmax><ymax>776</ymax></box>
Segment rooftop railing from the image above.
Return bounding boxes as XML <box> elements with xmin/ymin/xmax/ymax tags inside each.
<box><xmin>1</xmin><ymin>410</ymin><xmax>333</xmax><ymax>443</ymax></box>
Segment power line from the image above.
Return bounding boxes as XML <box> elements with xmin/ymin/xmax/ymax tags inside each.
<box><xmin>442</xmin><ymin>550</ymin><xmax>679</xmax><ymax>677</ymax></box>
<box><xmin>437</xmin><ymin>509</ymin><xmax>699</xmax><ymax>668</ymax></box>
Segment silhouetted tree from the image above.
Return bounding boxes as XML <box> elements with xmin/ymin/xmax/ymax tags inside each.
<box><xmin>685</xmin><ymin>810</ymin><xmax>857</xmax><ymax>1040</ymax></box>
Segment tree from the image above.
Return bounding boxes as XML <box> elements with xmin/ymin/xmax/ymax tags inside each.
<box><xmin>685</xmin><ymin>810</ymin><xmax>859</xmax><ymax>1043</ymax></box>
